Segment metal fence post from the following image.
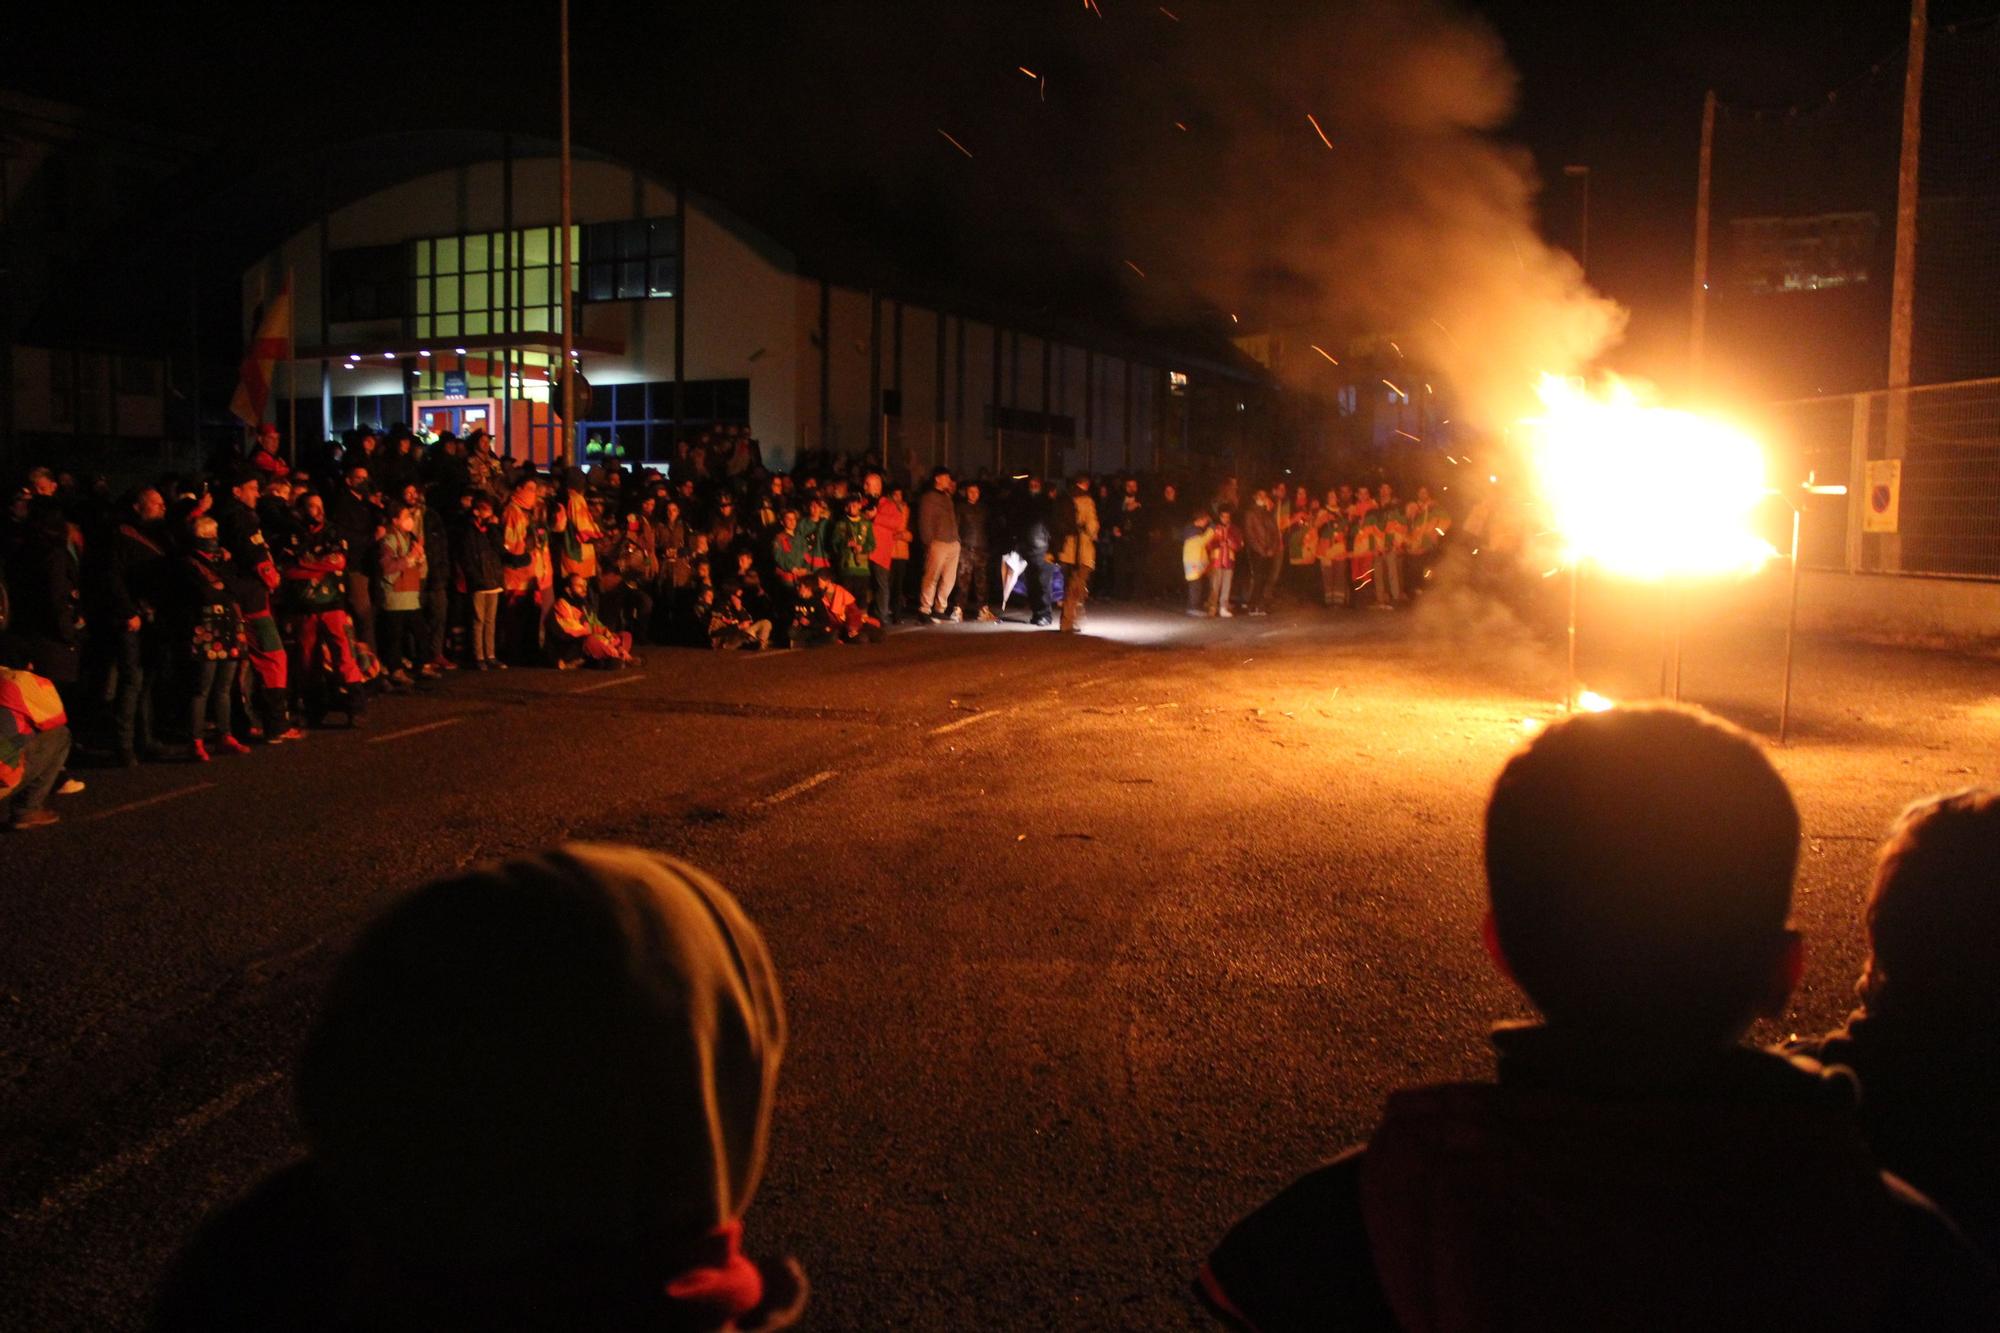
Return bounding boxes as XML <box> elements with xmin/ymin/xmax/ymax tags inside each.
<box><xmin>1846</xmin><ymin>392</ymin><xmax>1870</xmax><ymax>574</ymax></box>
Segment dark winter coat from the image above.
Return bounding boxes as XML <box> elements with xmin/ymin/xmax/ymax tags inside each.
<box><xmin>452</xmin><ymin>516</ymin><xmax>506</xmax><ymax>594</ymax></box>
<box><xmin>1201</xmin><ymin>1024</ymin><xmax>2000</xmax><ymax>1333</ymax></box>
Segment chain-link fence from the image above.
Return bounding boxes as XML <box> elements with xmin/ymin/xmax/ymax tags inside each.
<box><xmin>1759</xmin><ymin>375</ymin><xmax>2000</xmax><ymax>578</ymax></box>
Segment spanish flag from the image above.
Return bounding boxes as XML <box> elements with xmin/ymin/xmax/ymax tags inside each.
<box><xmin>229</xmin><ymin>276</ymin><xmax>292</xmax><ymax>428</ymax></box>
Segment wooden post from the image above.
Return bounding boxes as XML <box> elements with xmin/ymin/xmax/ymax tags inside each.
<box><xmin>1883</xmin><ymin>0</ymin><xmax>1927</xmax><ymax>572</ymax></box>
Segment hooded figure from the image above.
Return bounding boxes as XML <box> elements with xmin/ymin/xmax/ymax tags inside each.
<box><xmin>154</xmin><ymin>844</ymin><xmax>804</xmax><ymax>1333</ymax></box>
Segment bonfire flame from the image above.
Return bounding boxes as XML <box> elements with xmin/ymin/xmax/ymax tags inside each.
<box><xmin>1525</xmin><ymin>374</ymin><xmax>1777</xmax><ymax>582</ymax></box>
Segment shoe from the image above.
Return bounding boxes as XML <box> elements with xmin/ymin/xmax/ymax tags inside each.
<box><xmin>1249</xmin><ymin>608</ymin><xmax>1269</xmax><ymax>617</ymax></box>
<box><xmin>7</xmin><ymin>808</ymin><xmax>59</xmax><ymax>831</ymax></box>
<box><xmin>557</xmin><ymin>659</ymin><xmax>580</xmax><ymax>671</ymax></box>
<box><xmin>219</xmin><ymin>735</ymin><xmax>252</xmax><ymax>755</ymax></box>
<box><xmin>418</xmin><ymin>664</ymin><xmax>443</xmax><ymax>679</ymax></box>
<box><xmin>977</xmin><ymin>607</ymin><xmax>998</xmax><ymax>622</ymax></box>
<box><xmin>190</xmin><ymin>740</ymin><xmax>211</xmax><ymax>763</ymax></box>
<box><xmin>56</xmin><ymin>777</ymin><xmax>86</xmax><ymax>796</ymax></box>
<box><xmin>493</xmin><ymin>660</ymin><xmax>510</xmax><ymax>670</ymax></box>
<box><xmin>1219</xmin><ymin>607</ymin><xmax>1234</xmax><ymax>617</ymax></box>
<box><xmin>272</xmin><ymin>727</ymin><xmax>307</xmax><ymax>743</ymax></box>
<box><xmin>476</xmin><ymin>660</ymin><xmax>494</xmax><ymax>671</ymax></box>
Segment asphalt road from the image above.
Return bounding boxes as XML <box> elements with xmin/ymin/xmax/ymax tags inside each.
<box><xmin>3</xmin><ymin>588</ymin><xmax>1995</xmax><ymax>1330</ymax></box>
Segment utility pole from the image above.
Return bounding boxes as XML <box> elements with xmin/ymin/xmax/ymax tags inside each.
<box><xmin>557</xmin><ymin>0</ymin><xmax>576</xmax><ymax>465</ymax></box>
<box><xmin>1883</xmin><ymin>0</ymin><xmax>1927</xmax><ymax>572</ymax></box>
<box><xmin>1690</xmin><ymin>90</ymin><xmax>1716</xmax><ymax>391</ymax></box>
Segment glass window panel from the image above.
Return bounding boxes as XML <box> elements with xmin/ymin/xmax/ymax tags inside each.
<box><xmin>436</xmin><ymin>275</ymin><xmax>461</xmax><ymax>313</ymax></box>
<box><xmin>523</xmin><ymin>228</ymin><xmax>549</xmax><ymax>266</ymax></box>
<box><xmin>618</xmin><ymin>221</ymin><xmax>646</xmax><ymax>260</ymax></box>
<box><xmin>648</xmin><ymin>258</ymin><xmax>676</xmax><ymax>297</ymax></box>
<box><xmin>464</xmin><ymin>273</ymin><xmax>490</xmax><ymax>311</ymax></box>
<box><xmin>436</xmin><ymin>315</ymin><xmax>459</xmax><ymax>336</ymax></box>
<box><xmin>617</xmin><ymin>261</ymin><xmax>645</xmax><ymax>299</ymax></box>
<box><xmin>436</xmin><ymin>236</ymin><xmax>460</xmax><ymax>273</ymax></box>
<box><xmin>587</xmin><ymin>265</ymin><xmax>613</xmax><ymax>302</ymax></box>
<box><xmin>413</xmin><ymin>239</ymin><xmax>432</xmax><ymax>276</ymax></box>
<box><xmin>465</xmin><ymin>234</ymin><xmax>490</xmax><ymax>270</ymax></box>
<box><xmin>523</xmin><ymin>269</ymin><xmax>549</xmax><ymax>307</ymax></box>
<box><xmin>415</xmin><ymin>280</ymin><xmax>431</xmax><ymax>315</ymax></box>
<box><xmin>415</xmin><ymin>316</ymin><xmax>433</xmax><ymax>337</ymax></box>
<box><xmin>465</xmin><ymin>313</ymin><xmax>490</xmax><ymax>335</ymax></box>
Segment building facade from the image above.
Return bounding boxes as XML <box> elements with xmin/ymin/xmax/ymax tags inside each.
<box><xmin>248</xmin><ymin>148</ymin><xmax>1249</xmax><ymax>478</ymax></box>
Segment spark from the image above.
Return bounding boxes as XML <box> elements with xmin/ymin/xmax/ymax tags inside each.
<box><xmin>1388</xmin><ymin>340</ymin><xmax>1403</xmax><ymax>357</ymax></box>
<box><xmin>1577</xmin><ymin>690</ymin><xmax>1615</xmax><ymax>713</ymax></box>
<box><xmin>1382</xmin><ymin>379</ymin><xmax>1405</xmax><ymax>397</ymax></box>
<box><xmin>1041</xmin><ymin>76</ymin><xmax>1047</xmax><ymax>101</ymax></box>
<box><xmin>1019</xmin><ymin>65</ymin><xmax>1039</xmax><ymax>79</ymax></box>
<box><xmin>1309</xmin><ymin>344</ymin><xmax>1339</xmax><ymax>365</ymax></box>
<box><xmin>1394</xmin><ymin>429</ymin><xmax>1421</xmax><ymax>442</ymax></box>
<box><xmin>1173</xmin><ymin>120</ymin><xmax>1189</xmax><ymax>131</ymax></box>
<box><xmin>1083</xmin><ymin>0</ymin><xmax>1101</xmax><ymax>15</ymax></box>
<box><xmin>937</xmin><ymin>128</ymin><xmax>974</xmax><ymax>159</ymax></box>
<box><xmin>1306</xmin><ymin>113</ymin><xmax>1334</xmax><ymax>150</ymax></box>
<box><xmin>1159</xmin><ymin>5</ymin><xmax>1181</xmax><ymax>19</ymax></box>
<box><xmin>1124</xmin><ymin>259</ymin><xmax>1147</xmax><ymax>278</ymax></box>
<box><xmin>1229</xmin><ymin>313</ymin><xmax>1239</xmax><ymax>323</ymax></box>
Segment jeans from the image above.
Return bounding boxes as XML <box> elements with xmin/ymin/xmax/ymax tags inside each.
<box><xmin>1320</xmin><ymin>562</ymin><xmax>1350</xmax><ymax>607</ymax></box>
<box><xmin>1379</xmin><ymin>549</ymin><xmax>1404</xmax><ymax>604</ymax></box>
<box><xmin>379</xmin><ymin>609</ymin><xmax>421</xmax><ymax>670</ymax></box>
<box><xmin>953</xmin><ymin>548</ymin><xmax>991</xmax><ymax>614</ymax></box>
<box><xmin>1187</xmin><ymin>575</ymin><xmax>1208</xmax><ymax>612</ymax></box>
<box><xmin>1208</xmin><ymin>567</ymin><xmax>1235</xmax><ymax>614</ymax></box>
<box><xmin>470</xmin><ymin>589</ymin><xmax>501</xmax><ymax>662</ymax></box>
<box><xmin>3</xmin><ymin>726</ymin><xmax>71</xmax><ymax>816</ymax></box>
<box><xmin>872</xmin><ymin>562</ymin><xmax>894</xmax><ymax>623</ymax></box>
<box><xmin>423</xmin><ymin>586</ymin><xmax>448</xmax><ymax>663</ymax></box>
<box><xmin>111</xmin><ymin>629</ymin><xmax>158</xmax><ymax>753</ymax></box>
<box><xmin>920</xmin><ymin>541</ymin><xmax>960</xmax><ymax>614</ymax></box>
<box><xmin>189</xmin><ymin>659</ymin><xmax>240</xmax><ymax>742</ymax></box>
<box><xmin>1246</xmin><ymin>553</ymin><xmax>1282</xmax><ymax>611</ymax></box>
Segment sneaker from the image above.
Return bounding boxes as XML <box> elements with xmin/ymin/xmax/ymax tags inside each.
<box><xmin>190</xmin><ymin>740</ymin><xmax>212</xmax><ymax>763</ymax></box>
<box><xmin>7</xmin><ymin>808</ymin><xmax>59</xmax><ymax>831</ymax></box>
<box><xmin>475</xmin><ymin>659</ymin><xmax>494</xmax><ymax>671</ymax></box>
<box><xmin>1218</xmin><ymin>607</ymin><xmax>1234</xmax><ymax>618</ymax></box>
<box><xmin>418</xmin><ymin>664</ymin><xmax>443</xmax><ymax>679</ymax></box>
<box><xmin>948</xmin><ymin>607</ymin><xmax>964</xmax><ymax>623</ymax></box>
<box><xmin>556</xmin><ymin>659</ymin><xmax>580</xmax><ymax>671</ymax></box>
<box><xmin>219</xmin><ymin>735</ymin><xmax>253</xmax><ymax>755</ymax></box>
<box><xmin>56</xmin><ymin>777</ymin><xmax>86</xmax><ymax>796</ymax></box>
<box><xmin>271</xmin><ymin>726</ymin><xmax>307</xmax><ymax>743</ymax></box>
<box><xmin>493</xmin><ymin>660</ymin><xmax>510</xmax><ymax>671</ymax></box>
<box><xmin>977</xmin><ymin>607</ymin><xmax>998</xmax><ymax>622</ymax></box>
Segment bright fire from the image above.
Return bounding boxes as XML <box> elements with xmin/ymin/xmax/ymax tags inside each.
<box><xmin>1576</xmin><ymin>689</ymin><xmax>1614</xmax><ymax>712</ymax></box>
<box><xmin>1524</xmin><ymin>374</ymin><xmax>1778</xmax><ymax>581</ymax></box>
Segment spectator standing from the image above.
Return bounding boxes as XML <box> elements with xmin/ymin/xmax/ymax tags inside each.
<box><xmin>829</xmin><ymin>495</ymin><xmax>876</xmax><ymax>605</ymax></box>
<box><xmin>216</xmin><ymin>472</ymin><xmax>302</xmax><ymax>742</ymax></box>
<box><xmin>915</xmin><ymin>469</ymin><xmax>960</xmax><ymax>622</ymax></box>
<box><xmin>401</xmin><ymin>483</ymin><xmax>452</xmax><ymax>670</ymax></box>
<box><xmin>375</xmin><ymin>505</ymin><xmax>429</xmax><ymax>689</ymax></box>
<box><xmin>1180</xmin><ymin>509</ymin><xmax>1213</xmax><ymax>616</ymax></box>
<box><xmin>325</xmin><ymin>462</ymin><xmax>380</xmax><ymax>652</ymax></box>
<box><xmin>97</xmin><ymin>487</ymin><xmax>171</xmax><ymax>763</ymax></box>
<box><xmin>952</xmin><ymin>480</ymin><xmax>995</xmax><ymax>622</ymax></box>
<box><xmin>452</xmin><ymin>496</ymin><xmax>506</xmax><ymax>671</ymax></box>
<box><xmin>1055</xmin><ymin>474</ymin><xmax>1100</xmax><ymax>634</ymax></box>
<box><xmin>1241</xmin><ymin>489</ymin><xmax>1281</xmax><ymax>616</ymax></box>
<box><xmin>175</xmin><ymin>516</ymin><xmax>252</xmax><ymax>761</ymax></box>
<box><xmin>867</xmin><ymin>473</ymin><xmax>907</xmax><ymax>625</ymax></box>
<box><xmin>499</xmin><ymin>476</ymin><xmax>551</xmax><ymax>665</ymax></box>
<box><xmin>1377</xmin><ymin>481</ymin><xmax>1407</xmax><ymax>606</ymax></box>
<box><xmin>1316</xmin><ymin>492</ymin><xmax>1351</xmax><ymax>608</ymax></box>
<box><xmin>1206</xmin><ymin>507</ymin><xmax>1242</xmax><ymax>617</ymax></box>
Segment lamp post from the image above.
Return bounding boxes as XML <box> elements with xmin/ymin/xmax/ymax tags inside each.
<box><xmin>558</xmin><ymin>0</ymin><xmax>576</xmax><ymax>465</ymax></box>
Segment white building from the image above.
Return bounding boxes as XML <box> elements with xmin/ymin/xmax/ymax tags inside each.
<box><xmin>246</xmin><ymin>137</ymin><xmax>1255</xmax><ymax>477</ymax></box>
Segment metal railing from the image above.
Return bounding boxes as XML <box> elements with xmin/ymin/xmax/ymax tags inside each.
<box><xmin>1758</xmin><ymin>376</ymin><xmax>2000</xmax><ymax>579</ymax></box>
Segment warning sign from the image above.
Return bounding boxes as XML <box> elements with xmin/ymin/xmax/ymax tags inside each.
<box><xmin>1862</xmin><ymin>459</ymin><xmax>1901</xmax><ymax>534</ymax></box>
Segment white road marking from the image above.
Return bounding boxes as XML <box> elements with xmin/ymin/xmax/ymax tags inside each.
<box><xmin>754</xmin><ymin>769</ymin><xmax>837</xmax><ymax>807</ymax></box>
<box><xmin>740</xmin><ymin>649</ymin><xmax>796</xmax><ymax>662</ymax></box>
<box><xmin>1071</xmin><ymin>676</ymin><xmax>1112</xmax><ymax>690</ymax></box>
<box><xmin>366</xmin><ymin>716</ymin><xmax>466</xmax><ymax>744</ymax></box>
<box><xmin>569</xmin><ymin>673</ymin><xmax>646</xmax><ymax>694</ymax></box>
<box><xmin>76</xmin><ymin>782</ymin><xmax>216</xmax><ymax>824</ymax></box>
<box><xmin>16</xmin><ymin>1070</ymin><xmax>285</xmax><ymax>1226</ymax></box>
<box><xmin>930</xmin><ymin>709</ymin><xmax>1006</xmax><ymax>737</ymax></box>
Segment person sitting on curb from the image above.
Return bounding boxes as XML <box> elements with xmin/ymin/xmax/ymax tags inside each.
<box><xmin>1199</xmin><ymin>706</ymin><xmax>2000</xmax><ymax>1333</ymax></box>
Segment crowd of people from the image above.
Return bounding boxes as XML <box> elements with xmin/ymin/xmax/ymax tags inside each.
<box><xmin>139</xmin><ymin>708</ymin><xmax>1999</xmax><ymax>1330</ymax></box>
<box><xmin>2</xmin><ymin>423</ymin><xmax>1464</xmax><ymax>828</ymax></box>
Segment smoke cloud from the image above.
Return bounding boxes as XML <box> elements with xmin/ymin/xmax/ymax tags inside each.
<box><xmin>1076</xmin><ymin>0</ymin><xmax>1627</xmax><ymax>426</ymax></box>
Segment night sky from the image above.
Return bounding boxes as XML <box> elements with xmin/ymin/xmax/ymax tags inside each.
<box><xmin>15</xmin><ymin>1</ymin><xmax>1982</xmax><ymax>391</ymax></box>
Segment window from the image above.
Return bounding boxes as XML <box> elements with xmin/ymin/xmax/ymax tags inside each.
<box><xmin>582</xmin><ymin>217</ymin><xmax>679</xmax><ymax>302</ymax></box>
<box><xmin>1730</xmin><ymin>213</ymin><xmax>1878</xmax><ymax>294</ymax></box>
<box><xmin>413</xmin><ymin>225</ymin><xmax>576</xmax><ymax>341</ymax></box>
<box><xmin>328</xmin><ymin>245</ymin><xmax>411</xmax><ymax>323</ymax></box>
<box><xmin>575</xmin><ymin>378</ymin><xmax>749</xmax><ymax>463</ymax></box>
